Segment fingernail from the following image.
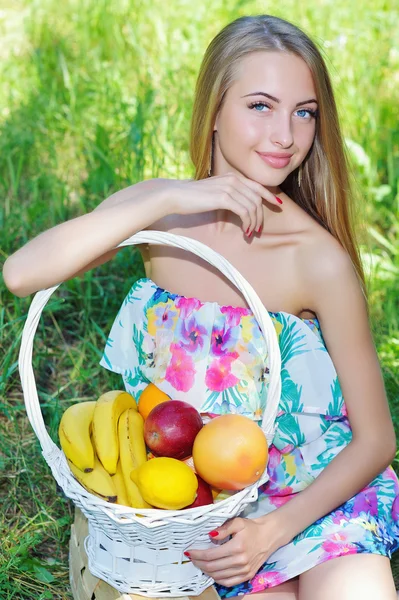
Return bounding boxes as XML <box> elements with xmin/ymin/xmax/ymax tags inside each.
<box><xmin>184</xmin><ymin>551</ymin><xmax>191</xmax><ymax>557</ymax></box>
<box><xmin>275</xmin><ymin>196</ymin><xmax>283</xmax><ymax>205</ymax></box>
<box><xmin>246</xmin><ymin>227</ymin><xmax>250</xmax><ymax>235</ymax></box>
<box><xmin>209</xmin><ymin>530</ymin><xmax>219</xmax><ymax>538</ymax></box>
<box><xmin>257</xmin><ymin>227</ymin><xmax>261</xmax><ymax>233</ymax></box>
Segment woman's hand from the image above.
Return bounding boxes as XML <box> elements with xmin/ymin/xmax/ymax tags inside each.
<box><xmin>186</xmin><ymin>513</ymin><xmax>287</xmax><ymax>587</ymax></box>
<box><xmin>168</xmin><ymin>173</ymin><xmax>283</xmax><ymax>237</ymax></box>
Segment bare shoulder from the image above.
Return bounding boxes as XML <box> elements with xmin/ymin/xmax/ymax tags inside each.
<box><xmin>300</xmin><ymin>223</ymin><xmax>354</xmax><ymax>284</ymax></box>
<box><xmin>295</xmin><ymin>215</ymin><xmax>365</xmax><ymax>319</ymax></box>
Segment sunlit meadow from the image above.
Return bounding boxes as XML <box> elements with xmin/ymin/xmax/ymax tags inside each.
<box><xmin>0</xmin><ymin>1</ymin><xmax>398</xmax><ymax>597</ymax></box>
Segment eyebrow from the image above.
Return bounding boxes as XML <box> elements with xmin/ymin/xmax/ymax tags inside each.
<box><xmin>241</xmin><ymin>91</ymin><xmax>318</xmax><ymax>106</ymax></box>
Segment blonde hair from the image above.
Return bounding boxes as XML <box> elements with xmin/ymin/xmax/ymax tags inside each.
<box><xmin>189</xmin><ymin>15</ymin><xmax>366</xmax><ymax>293</ymax></box>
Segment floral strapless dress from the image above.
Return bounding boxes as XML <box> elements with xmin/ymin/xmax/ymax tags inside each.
<box><xmin>100</xmin><ymin>277</ymin><xmax>399</xmax><ymax>596</ymax></box>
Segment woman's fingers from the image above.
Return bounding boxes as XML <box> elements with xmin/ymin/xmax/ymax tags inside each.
<box><xmin>217</xmin><ymin>187</ymin><xmax>253</xmax><ymax>234</ymax></box>
<box><xmin>216</xmin><ymin>172</ymin><xmax>283</xmax><ymax>236</ymax></box>
<box><xmin>216</xmin><ymin>180</ymin><xmax>260</xmax><ymax>235</ymax></box>
<box><xmin>231</xmin><ymin>180</ymin><xmax>264</xmax><ymax>234</ymax></box>
<box><xmin>192</xmin><ymin>556</ymin><xmax>248</xmax><ymax>577</ymax></box>
<box><xmin>235</xmin><ymin>172</ymin><xmax>283</xmax><ymax>208</ymax></box>
<box><xmin>196</xmin><ymin>565</ymin><xmax>246</xmax><ymax>581</ymax></box>
<box><xmin>175</xmin><ymin>172</ymin><xmax>282</xmax><ymax>237</ymax></box>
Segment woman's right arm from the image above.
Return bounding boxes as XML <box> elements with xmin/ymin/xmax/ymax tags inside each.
<box><xmin>3</xmin><ymin>171</ymin><xmax>282</xmax><ymax>298</ymax></box>
<box><xmin>2</xmin><ymin>179</ymin><xmax>172</xmax><ymax>298</ymax></box>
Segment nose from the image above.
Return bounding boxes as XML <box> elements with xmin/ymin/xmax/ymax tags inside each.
<box><xmin>270</xmin><ymin>112</ymin><xmax>294</xmax><ymax>149</ymax></box>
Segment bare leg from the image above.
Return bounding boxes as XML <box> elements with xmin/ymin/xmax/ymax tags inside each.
<box><xmin>298</xmin><ymin>554</ymin><xmax>397</xmax><ymax>600</ymax></box>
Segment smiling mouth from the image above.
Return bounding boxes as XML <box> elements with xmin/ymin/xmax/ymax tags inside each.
<box><xmin>256</xmin><ymin>152</ymin><xmax>293</xmax><ymax>169</ymax></box>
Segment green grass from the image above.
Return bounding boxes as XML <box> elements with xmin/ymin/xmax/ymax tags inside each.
<box><xmin>0</xmin><ymin>0</ymin><xmax>398</xmax><ymax>597</ymax></box>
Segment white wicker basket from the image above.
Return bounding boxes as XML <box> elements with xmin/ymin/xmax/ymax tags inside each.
<box><xmin>19</xmin><ymin>231</ymin><xmax>282</xmax><ymax>597</ymax></box>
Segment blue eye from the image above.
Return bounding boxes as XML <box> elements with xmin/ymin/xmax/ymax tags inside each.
<box><xmin>249</xmin><ymin>102</ymin><xmax>317</xmax><ymax>119</ymax></box>
<box><xmin>295</xmin><ymin>108</ymin><xmax>317</xmax><ymax>119</ymax></box>
<box><xmin>249</xmin><ymin>102</ymin><xmax>271</xmax><ymax>112</ymax></box>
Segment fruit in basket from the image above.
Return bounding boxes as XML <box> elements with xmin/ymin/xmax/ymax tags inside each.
<box><xmin>138</xmin><ymin>383</ymin><xmax>170</xmax><ymax>420</ymax></box>
<box><xmin>68</xmin><ymin>455</ymin><xmax>117</xmax><ymax>502</ymax></box>
<box><xmin>144</xmin><ymin>400</ymin><xmax>203</xmax><ymax>459</ymax></box>
<box><xmin>118</xmin><ymin>408</ymin><xmax>152</xmax><ymax>508</ymax></box>
<box><xmin>184</xmin><ymin>475</ymin><xmax>214</xmax><ymax>509</ymax></box>
<box><xmin>211</xmin><ymin>487</ymin><xmax>221</xmax><ymax>499</ymax></box>
<box><xmin>59</xmin><ymin>401</ymin><xmax>97</xmax><ymax>472</ymax></box>
<box><xmin>131</xmin><ymin>457</ymin><xmax>198</xmax><ymax>510</ymax></box>
<box><xmin>92</xmin><ymin>390</ymin><xmax>137</xmax><ymax>475</ymax></box>
<box><xmin>192</xmin><ymin>414</ymin><xmax>268</xmax><ymax>490</ymax></box>
<box><xmin>113</xmin><ymin>460</ymin><xmax>129</xmax><ymax>507</ymax></box>
<box><xmin>128</xmin><ymin>408</ymin><xmax>148</xmax><ymax>469</ymax></box>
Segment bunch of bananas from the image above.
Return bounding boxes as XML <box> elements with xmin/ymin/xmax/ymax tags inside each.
<box><xmin>59</xmin><ymin>390</ymin><xmax>152</xmax><ymax>508</ymax></box>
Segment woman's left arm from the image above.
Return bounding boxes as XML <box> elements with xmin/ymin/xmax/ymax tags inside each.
<box><xmin>188</xmin><ymin>241</ymin><xmax>397</xmax><ymax>586</ymax></box>
<box><xmin>269</xmin><ymin>240</ymin><xmax>397</xmax><ymax>545</ymax></box>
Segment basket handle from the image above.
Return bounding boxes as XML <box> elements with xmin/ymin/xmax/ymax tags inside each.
<box><xmin>19</xmin><ymin>230</ymin><xmax>281</xmax><ymax>459</ymax></box>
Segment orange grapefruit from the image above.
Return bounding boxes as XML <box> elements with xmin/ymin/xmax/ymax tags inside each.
<box><xmin>192</xmin><ymin>414</ymin><xmax>268</xmax><ymax>490</ymax></box>
<box><xmin>138</xmin><ymin>383</ymin><xmax>170</xmax><ymax>420</ymax></box>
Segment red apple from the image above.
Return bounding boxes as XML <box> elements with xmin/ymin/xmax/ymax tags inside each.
<box><xmin>184</xmin><ymin>474</ymin><xmax>214</xmax><ymax>509</ymax></box>
<box><xmin>144</xmin><ymin>400</ymin><xmax>203</xmax><ymax>460</ymax></box>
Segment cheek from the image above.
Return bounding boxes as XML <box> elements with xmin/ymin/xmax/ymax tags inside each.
<box><xmin>218</xmin><ymin>107</ymin><xmax>259</xmax><ymax>146</ymax></box>
<box><xmin>245</xmin><ymin>120</ymin><xmax>263</xmax><ymax>144</ymax></box>
<box><xmin>295</xmin><ymin>122</ymin><xmax>316</xmax><ymax>153</ymax></box>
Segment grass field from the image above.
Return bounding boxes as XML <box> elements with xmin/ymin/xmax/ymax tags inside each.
<box><xmin>0</xmin><ymin>1</ymin><xmax>398</xmax><ymax>598</ymax></box>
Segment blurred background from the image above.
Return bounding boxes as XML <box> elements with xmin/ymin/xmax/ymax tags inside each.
<box><xmin>0</xmin><ymin>0</ymin><xmax>398</xmax><ymax>597</ymax></box>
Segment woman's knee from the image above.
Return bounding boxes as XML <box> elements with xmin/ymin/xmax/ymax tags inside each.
<box><xmin>298</xmin><ymin>553</ymin><xmax>397</xmax><ymax>600</ymax></box>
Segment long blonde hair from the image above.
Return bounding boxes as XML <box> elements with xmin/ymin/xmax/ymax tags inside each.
<box><xmin>190</xmin><ymin>15</ymin><xmax>366</xmax><ymax>293</ymax></box>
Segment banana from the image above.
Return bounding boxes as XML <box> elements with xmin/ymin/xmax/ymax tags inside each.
<box><xmin>128</xmin><ymin>408</ymin><xmax>148</xmax><ymax>470</ymax></box>
<box><xmin>59</xmin><ymin>401</ymin><xmax>97</xmax><ymax>472</ymax></box>
<box><xmin>118</xmin><ymin>409</ymin><xmax>152</xmax><ymax>508</ymax></box>
<box><xmin>113</xmin><ymin>460</ymin><xmax>130</xmax><ymax>507</ymax></box>
<box><xmin>92</xmin><ymin>390</ymin><xmax>137</xmax><ymax>475</ymax></box>
<box><xmin>68</xmin><ymin>454</ymin><xmax>118</xmax><ymax>503</ymax></box>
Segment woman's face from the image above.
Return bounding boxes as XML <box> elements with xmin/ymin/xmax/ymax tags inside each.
<box><xmin>214</xmin><ymin>51</ymin><xmax>318</xmax><ymax>187</ymax></box>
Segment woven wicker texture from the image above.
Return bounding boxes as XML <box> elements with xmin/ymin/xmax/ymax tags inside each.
<box><xmin>19</xmin><ymin>231</ymin><xmax>282</xmax><ymax>595</ymax></box>
<box><xmin>70</xmin><ymin>508</ymin><xmax>222</xmax><ymax>600</ymax></box>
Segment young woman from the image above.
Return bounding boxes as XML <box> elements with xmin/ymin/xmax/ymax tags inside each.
<box><xmin>4</xmin><ymin>14</ymin><xmax>399</xmax><ymax>600</ymax></box>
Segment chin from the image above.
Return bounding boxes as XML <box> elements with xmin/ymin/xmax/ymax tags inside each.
<box><xmin>243</xmin><ymin>167</ymin><xmax>289</xmax><ymax>189</ymax></box>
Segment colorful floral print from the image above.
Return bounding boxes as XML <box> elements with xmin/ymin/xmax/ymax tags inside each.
<box><xmin>100</xmin><ymin>277</ymin><xmax>399</xmax><ymax>595</ymax></box>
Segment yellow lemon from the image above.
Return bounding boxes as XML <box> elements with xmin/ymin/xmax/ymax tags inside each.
<box><xmin>131</xmin><ymin>457</ymin><xmax>198</xmax><ymax>510</ymax></box>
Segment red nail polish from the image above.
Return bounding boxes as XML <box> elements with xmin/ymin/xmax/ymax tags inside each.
<box><xmin>184</xmin><ymin>551</ymin><xmax>191</xmax><ymax>557</ymax></box>
<box><xmin>246</xmin><ymin>227</ymin><xmax>250</xmax><ymax>235</ymax></box>
<box><xmin>209</xmin><ymin>530</ymin><xmax>219</xmax><ymax>538</ymax></box>
<box><xmin>275</xmin><ymin>196</ymin><xmax>283</xmax><ymax>205</ymax></box>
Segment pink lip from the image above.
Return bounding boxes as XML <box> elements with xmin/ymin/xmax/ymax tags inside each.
<box><xmin>256</xmin><ymin>152</ymin><xmax>293</xmax><ymax>169</ymax></box>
